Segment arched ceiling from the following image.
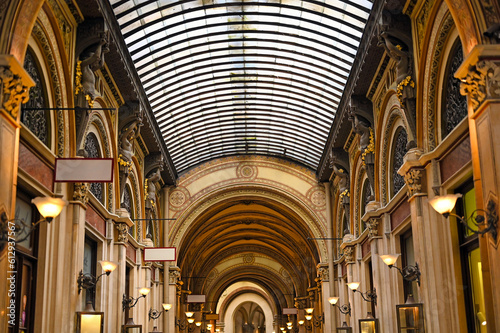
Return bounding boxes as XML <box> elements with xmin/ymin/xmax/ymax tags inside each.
<box><xmin>175</xmin><ymin>198</ymin><xmax>321</xmax><ymax>306</ymax></box>
<box><xmin>109</xmin><ymin>0</ymin><xmax>372</xmax><ymax>173</ymax></box>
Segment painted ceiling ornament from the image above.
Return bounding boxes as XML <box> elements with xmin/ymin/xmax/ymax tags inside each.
<box><xmin>377</xmin><ymin>12</ymin><xmax>417</xmax><ymax>149</ymax></box>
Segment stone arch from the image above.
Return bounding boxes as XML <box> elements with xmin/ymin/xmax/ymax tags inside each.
<box><xmin>422</xmin><ymin>6</ymin><xmax>459</xmax><ymax>151</ymax></box>
<box><xmin>29</xmin><ymin>20</ymin><xmax>67</xmax><ymax>156</ymax></box>
<box><xmin>170</xmin><ymin>184</ymin><xmax>328</xmax><ymax>262</ymax></box>
<box><xmin>377</xmin><ymin>92</ymin><xmax>405</xmax><ymax>205</ymax></box>
<box><xmin>222</xmin><ymin>293</ymin><xmax>274</xmax><ymax>333</ymax></box>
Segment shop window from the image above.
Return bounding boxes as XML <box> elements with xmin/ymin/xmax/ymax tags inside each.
<box><xmin>82</xmin><ymin>236</ymin><xmax>97</xmax><ymax>309</ymax></box>
<box><xmin>455</xmin><ymin>182</ymin><xmax>486</xmax><ymax>332</ymax></box>
<box><xmin>22</xmin><ymin>48</ymin><xmax>50</xmax><ymax>147</ymax></box>
<box><xmin>400</xmin><ymin>228</ymin><xmax>419</xmax><ymax>302</ymax></box>
<box><xmin>391</xmin><ymin>127</ymin><xmax>407</xmax><ymax>198</ymax></box>
<box><xmin>122</xmin><ymin>185</ymin><xmax>135</xmax><ymax>236</ymax></box>
<box><xmin>9</xmin><ymin>192</ymin><xmax>38</xmax><ymax>333</ymax></box>
<box><xmin>84</xmin><ymin>132</ymin><xmax>104</xmax><ymax>203</ymax></box>
<box><xmin>441</xmin><ymin>40</ymin><xmax>467</xmax><ymax>139</ymax></box>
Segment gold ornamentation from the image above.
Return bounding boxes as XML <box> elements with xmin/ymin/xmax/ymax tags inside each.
<box><xmin>396</xmin><ymin>75</ymin><xmax>415</xmax><ymax>105</ymax></box>
<box><xmin>0</xmin><ymin>66</ymin><xmax>30</xmax><ymax>118</ymax></box>
<box><xmin>404</xmin><ymin>169</ymin><xmax>422</xmax><ymax>197</ymax></box>
<box><xmin>118</xmin><ymin>154</ymin><xmax>133</xmax><ymax>171</ymax></box>
<box><xmin>361</xmin><ymin>128</ymin><xmax>375</xmax><ymax>166</ymax></box>
<box><xmin>339</xmin><ymin>189</ymin><xmax>350</xmax><ymax>201</ymax></box>
<box><xmin>75</xmin><ymin>60</ymin><xmax>83</xmax><ymax>95</ymax></box>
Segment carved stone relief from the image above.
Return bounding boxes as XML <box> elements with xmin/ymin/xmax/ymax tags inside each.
<box><xmin>116</xmin><ymin>223</ymin><xmax>129</xmax><ymax>243</ymax></box>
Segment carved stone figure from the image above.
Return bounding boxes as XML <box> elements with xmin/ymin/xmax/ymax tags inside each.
<box><xmin>348</xmin><ymin>108</ymin><xmax>371</xmax><ymax>151</ymax></box>
<box><xmin>79</xmin><ymin>33</ymin><xmax>109</xmax><ymax>101</ymax></box>
<box><xmin>377</xmin><ymin>22</ymin><xmax>417</xmax><ymax>149</ymax></box>
<box><xmin>118</xmin><ymin>103</ymin><xmax>143</xmax><ymax>208</ymax></box>
<box><xmin>145</xmin><ymin>163</ymin><xmax>163</xmax><ymax>240</ymax></box>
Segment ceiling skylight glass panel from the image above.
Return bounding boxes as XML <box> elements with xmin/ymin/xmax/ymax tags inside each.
<box><xmin>109</xmin><ymin>0</ymin><xmax>372</xmax><ymax>172</ymax></box>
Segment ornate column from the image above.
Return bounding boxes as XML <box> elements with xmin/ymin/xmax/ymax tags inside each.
<box><xmin>163</xmin><ymin>186</ymin><xmax>173</xmax><ymax>333</ymax></box>
<box><xmin>0</xmin><ymin>55</ymin><xmax>34</xmax><ymax>331</ymax></box>
<box><xmin>455</xmin><ymin>44</ymin><xmax>500</xmax><ymax>332</ymax></box>
<box><xmin>317</xmin><ymin>263</ymin><xmax>332</xmax><ymax>333</ymax></box>
<box><xmin>114</xmin><ymin>217</ymin><xmax>133</xmax><ymax>332</ymax></box>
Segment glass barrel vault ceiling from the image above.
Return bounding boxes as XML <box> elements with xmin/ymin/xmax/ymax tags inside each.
<box><xmin>109</xmin><ymin>0</ymin><xmax>372</xmax><ymax>173</ymax></box>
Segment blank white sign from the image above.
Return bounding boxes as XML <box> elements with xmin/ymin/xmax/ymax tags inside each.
<box><xmin>283</xmin><ymin>308</ymin><xmax>298</xmax><ymax>315</ymax></box>
<box><xmin>54</xmin><ymin>158</ymin><xmax>114</xmax><ymax>182</ymax></box>
<box><xmin>187</xmin><ymin>295</ymin><xmax>206</xmax><ymax>303</ymax></box>
<box><xmin>143</xmin><ymin>247</ymin><xmax>176</xmax><ymax>261</ymax></box>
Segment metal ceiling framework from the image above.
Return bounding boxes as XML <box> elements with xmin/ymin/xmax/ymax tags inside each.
<box><xmin>109</xmin><ymin>0</ymin><xmax>372</xmax><ymax>173</ymax></box>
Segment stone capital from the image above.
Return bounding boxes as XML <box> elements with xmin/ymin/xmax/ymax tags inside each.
<box><xmin>0</xmin><ymin>55</ymin><xmax>35</xmax><ymax>120</ymax></box>
<box><xmin>116</xmin><ymin>222</ymin><xmax>129</xmax><ymax>243</ymax></box>
<box><xmin>455</xmin><ymin>45</ymin><xmax>500</xmax><ymax>110</ymax></box>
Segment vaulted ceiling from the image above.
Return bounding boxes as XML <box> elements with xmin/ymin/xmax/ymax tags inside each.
<box><xmin>108</xmin><ymin>0</ymin><xmax>372</xmax><ymax>174</ymax></box>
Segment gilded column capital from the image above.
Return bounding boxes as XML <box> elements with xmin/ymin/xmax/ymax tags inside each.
<box><xmin>455</xmin><ymin>45</ymin><xmax>500</xmax><ymax>110</ymax></box>
<box><xmin>342</xmin><ymin>245</ymin><xmax>355</xmax><ymax>263</ymax></box>
<box><xmin>116</xmin><ymin>222</ymin><xmax>129</xmax><ymax>243</ymax></box>
<box><xmin>0</xmin><ymin>55</ymin><xmax>35</xmax><ymax>119</ymax></box>
<box><xmin>316</xmin><ymin>263</ymin><xmax>329</xmax><ymax>282</ymax></box>
<box><xmin>169</xmin><ymin>266</ymin><xmax>181</xmax><ymax>285</ymax></box>
<box><xmin>73</xmin><ymin>182</ymin><xmax>89</xmax><ymax>205</ymax></box>
<box><xmin>366</xmin><ymin>218</ymin><xmax>380</xmax><ymax>239</ymax></box>
<box><xmin>404</xmin><ymin>169</ymin><xmax>423</xmax><ymax>197</ymax></box>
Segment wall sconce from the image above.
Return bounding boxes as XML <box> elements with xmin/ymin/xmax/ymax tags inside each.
<box><xmin>0</xmin><ymin>196</ymin><xmax>67</xmax><ymax>249</ymax></box>
<box><xmin>176</xmin><ymin>311</ymin><xmax>195</xmax><ymax>332</ymax></box>
<box><xmin>149</xmin><ymin>303</ymin><xmax>172</xmax><ymax>321</ymax></box>
<box><xmin>304</xmin><ymin>307</ymin><xmax>323</xmax><ymax>328</ymax></box>
<box><xmin>76</xmin><ymin>300</ymin><xmax>104</xmax><ymax>333</ymax></box>
<box><xmin>359</xmin><ymin>312</ymin><xmax>379</xmax><ymax>333</ymax></box>
<box><xmin>476</xmin><ymin>312</ymin><xmax>487</xmax><ymax>327</ymax></box>
<box><xmin>78</xmin><ymin>261</ymin><xmax>117</xmax><ymax>294</ymax></box>
<box><xmin>336</xmin><ymin>322</ymin><xmax>352</xmax><ymax>333</ymax></box>
<box><xmin>429</xmin><ymin>194</ymin><xmax>498</xmax><ymax>241</ymax></box>
<box><xmin>328</xmin><ymin>297</ymin><xmax>351</xmax><ymax>316</ymax></box>
<box><xmin>396</xmin><ymin>295</ymin><xmax>424</xmax><ymax>333</ymax></box>
<box><xmin>379</xmin><ymin>254</ymin><xmax>421</xmax><ymax>286</ymax></box>
<box><xmin>347</xmin><ymin>282</ymin><xmax>377</xmax><ymax>305</ymax></box>
<box><xmin>122</xmin><ymin>287</ymin><xmax>150</xmax><ymax>311</ymax></box>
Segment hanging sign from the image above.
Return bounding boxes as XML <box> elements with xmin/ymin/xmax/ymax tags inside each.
<box><xmin>143</xmin><ymin>247</ymin><xmax>176</xmax><ymax>261</ymax></box>
<box><xmin>54</xmin><ymin>158</ymin><xmax>114</xmax><ymax>182</ymax></box>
